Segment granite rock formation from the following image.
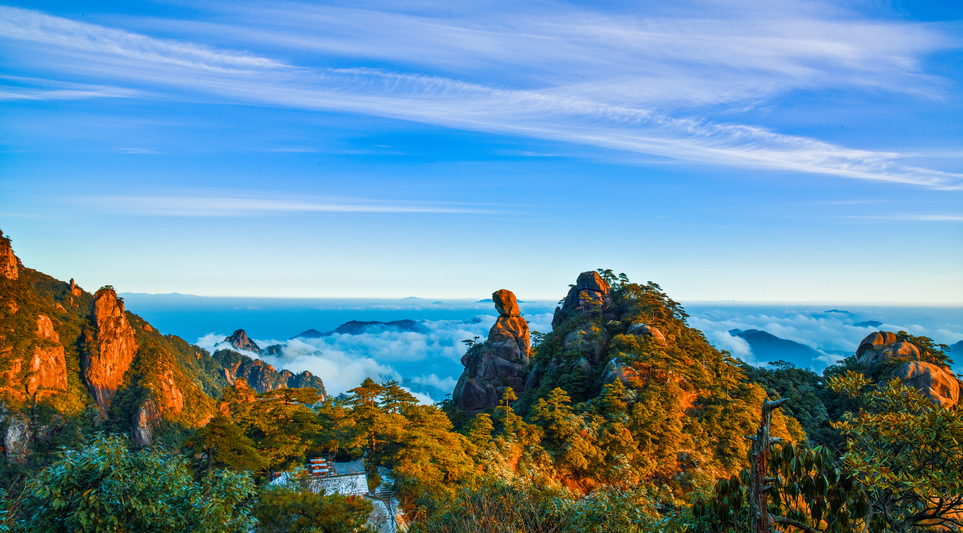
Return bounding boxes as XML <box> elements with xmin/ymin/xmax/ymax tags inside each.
<box><xmin>0</xmin><ymin>232</ymin><xmax>17</xmax><ymax>281</ymax></box>
<box><xmin>552</xmin><ymin>271</ymin><xmax>616</xmax><ymax>328</ymax></box>
<box><xmin>69</xmin><ymin>278</ymin><xmax>82</xmax><ymax>297</ymax></box>
<box><xmin>891</xmin><ymin>361</ymin><xmax>960</xmax><ymax>408</ymax></box>
<box><xmin>0</xmin><ymin>230</ymin><xmax>331</xmax><ymax>455</ymax></box>
<box><xmin>27</xmin><ymin>315</ymin><xmax>68</xmax><ymax>397</ymax></box>
<box><xmin>131</xmin><ymin>400</ymin><xmax>161</xmax><ymax>447</ymax></box>
<box><xmin>855</xmin><ymin>331</ymin><xmax>961</xmax><ymax>408</ymax></box>
<box><xmin>225</xmin><ymin>329</ymin><xmax>261</xmax><ymax>353</ymax></box>
<box><xmin>856</xmin><ymin>331</ymin><xmax>919</xmax><ymax>369</ymax></box>
<box><xmin>4</xmin><ymin>417</ymin><xmax>30</xmax><ymax>464</ymax></box>
<box><xmin>453</xmin><ymin>289</ymin><xmax>530</xmax><ymax>413</ymax></box>
<box><xmin>214</xmin><ymin>349</ymin><xmax>326</xmax><ymax>397</ymax></box>
<box><xmin>627</xmin><ymin>322</ymin><xmax>666</xmax><ymax>343</ymax></box>
<box><xmin>563</xmin><ymin>324</ymin><xmax>610</xmax><ymax>364</ymax></box>
<box><xmin>84</xmin><ymin>288</ymin><xmax>138</xmax><ymax>408</ymax></box>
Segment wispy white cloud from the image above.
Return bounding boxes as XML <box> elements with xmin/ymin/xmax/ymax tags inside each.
<box><xmin>75</xmin><ymin>195</ymin><xmax>493</xmax><ymax>216</ymax></box>
<box><xmin>2</xmin><ymin>3</ymin><xmax>961</xmax><ymax>188</ymax></box>
<box><xmin>844</xmin><ymin>214</ymin><xmax>963</xmax><ymax>222</ymax></box>
<box><xmin>0</xmin><ymin>6</ymin><xmax>284</xmax><ymax>72</ymax></box>
<box><xmin>0</xmin><ymin>74</ymin><xmax>141</xmax><ymax>101</ymax></box>
<box><xmin>410</xmin><ymin>373</ymin><xmax>458</xmax><ymax>392</ymax></box>
<box><xmin>0</xmin><ymin>87</ymin><xmax>136</xmax><ymax>101</ymax></box>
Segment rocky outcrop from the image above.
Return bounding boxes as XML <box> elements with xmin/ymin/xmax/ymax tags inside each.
<box><xmin>453</xmin><ymin>289</ymin><xmax>530</xmax><ymax>413</ymax></box>
<box><xmin>855</xmin><ymin>331</ymin><xmax>899</xmax><ymax>358</ymax></box>
<box><xmin>214</xmin><ymin>349</ymin><xmax>326</xmax><ymax>397</ymax></box>
<box><xmin>225</xmin><ymin>329</ymin><xmax>261</xmax><ymax>353</ymax></box>
<box><xmin>856</xmin><ymin>331</ymin><xmax>919</xmax><ymax>369</ymax></box>
<box><xmin>285</xmin><ymin>370</ymin><xmax>324</xmax><ymax>390</ymax></box>
<box><xmin>131</xmin><ymin>400</ymin><xmax>161</xmax><ymax>447</ymax></box>
<box><xmin>892</xmin><ymin>361</ymin><xmax>960</xmax><ymax>408</ymax></box>
<box><xmin>493</xmin><ymin>289</ymin><xmax>520</xmax><ymax>317</ymax></box>
<box><xmin>563</xmin><ymin>324</ymin><xmax>609</xmax><ymax>364</ymax></box>
<box><xmin>27</xmin><ymin>315</ymin><xmax>68</xmax><ymax>397</ymax></box>
<box><xmin>153</xmin><ymin>369</ymin><xmax>184</xmax><ymax>414</ymax></box>
<box><xmin>69</xmin><ymin>278</ymin><xmax>82</xmax><ymax>297</ymax></box>
<box><xmin>4</xmin><ymin>417</ymin><xmax>30</xmax><ymax>464</ymax></box>
<box><xmin>84</xmin><ymin>288</ymin><xmax>139</xmax><ymax>408</ymax></box>
<box><xmin>855</xmin><ymin>331</ymin><xmax>961</xmax><ymax>407</ymax></box>
<box><xmin>627</xmin><ymin>322</ymin><xmax>666</xmax><ymax>343</ymax></box>
<box><xmin>0</xmin><ymin>232</ymin><xmax>18</xmax><ymax>280</ymax></box>
<box><xmin>552</xmin><ymin>271</ymin><xmax>615</xmax><ymax>328</ymax></box>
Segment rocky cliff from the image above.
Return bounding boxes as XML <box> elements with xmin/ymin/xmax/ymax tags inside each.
<box><xmin>0</xmin><ymin>230</ymin><xmax>327</xmax><ymax>457</ymax></box>
<box><xmin>856</xmin><ymin>331</ymin><xmax>960</xmax><ymax>407</ymax></box>
<box><xmin>0</xmin><ymin>232</ymin><xmax>17</xmax><ymax>281</ymax></box>
<box><xmin>27</xmin><ymin>315</ymin><xmax>68</xmax><ymax>398</ymax></box>
<box><xmin>214</xmin><ymin>348</ymin><xmax>326</xmax><ymax>397</ymax></box>
<box><xmin>84</xmin><ymin>287</ymin><xmax>139</xmax><ymax>408</ymax></box>
<box><xmin>452</xmin><ymin>289</ymin><xmax>530</xmax><ymax>413</ymax></box>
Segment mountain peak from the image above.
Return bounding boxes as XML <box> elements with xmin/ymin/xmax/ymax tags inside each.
<box><xmin>225</xmin><ymin>329</ymin><xmax>261</xmax><ymax>354</ymax></box>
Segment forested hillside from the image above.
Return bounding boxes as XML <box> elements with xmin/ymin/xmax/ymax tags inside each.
<box><xmin>0</xmin><ymin>230</ymin><xmax>960</xmax><ymax>532</ymax></box>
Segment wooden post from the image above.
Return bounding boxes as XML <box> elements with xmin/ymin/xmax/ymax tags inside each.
<box><xmin>750</xmin><ymin>398</ymin><xmax>788</xmax><ymax>533</ymax></box>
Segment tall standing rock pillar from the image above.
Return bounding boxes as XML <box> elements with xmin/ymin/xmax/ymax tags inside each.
<box><xmin>453</xmin><ymin>289</ymin><xmax>530</xmax><ymax>413</ymax></box>
<box><xmin>83</xmin><ymin>287</ymin><xmax>138</xmax><ymax>408</ymax></box>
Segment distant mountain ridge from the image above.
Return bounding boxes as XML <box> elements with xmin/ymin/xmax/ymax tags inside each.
<box><xmin>291</xmin><ymin>319</ymin><xmax>426</xmax><ymax>339</ymax></box>
<box><xmin>729</xmin><ymin>328</ymin><xmax>825</xmax><ymax>368</ymax></box>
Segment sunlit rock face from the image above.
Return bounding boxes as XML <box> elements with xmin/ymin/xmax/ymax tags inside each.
<box><xmin>84</xmin><ymin>288</ymin><xmax>138</xmax><ymax>408</ymax></box>
<box><xmin>856</xmin><ymin>331</ymin><xmax>917</xmax><ymax>368</ymax></box>
<box><xmin>891</xmin><ymin>361</ymin><xmax>960</xmax><ymax>408</ymax></box>
<box><xmin>0</xmin><ymin>232</ymin><xmax>18</xmax><ymax>280</ymax></box>
<box><xmin>627</xmin><ymin>322</ymin><xmax>665</xmax><ymax>343</ymax></box>
<box><xmin>552</xmin><ymin>271</ymin><xmax>616</xmax><ymax>328</ymax></box>
<box><xmin>453</xmin><ymin>289</ymin><xmax>530</xmax><ymax>413</ymax></box>
<box><xmin>27</xmin><ymin>315</ymin><xmax>68</xmax><ymax>397</ymax></box>
<box><xmin>855</xmin><ymin>331</ymin><xmax>961</xmax><ymax>408</ymax></box>
<box><xmin>493</xmin><ymin>289</ymin><xmax>521</xmax><ymax>317</ymax></box>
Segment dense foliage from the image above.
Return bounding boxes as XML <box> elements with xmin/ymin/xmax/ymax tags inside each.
<box><xmin>16</xmin><ymin>435</ymin><xmax>256</xmax><ymax>532</ymax></box>
<box><xmin>2</xmin><ymin>257</ymin><xmax>961</xmax><ymax>532</ymax></box>
<box><xmin>253</xmin><ymin>483</ymin><xmax>373</xmax><ymax>533</ymax></box>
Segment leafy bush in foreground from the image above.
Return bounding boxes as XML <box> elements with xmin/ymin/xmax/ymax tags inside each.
<box><xmin>17</xmin><ymin>435</ymin><xmax>256</xmax><ymax>533</ymax></box>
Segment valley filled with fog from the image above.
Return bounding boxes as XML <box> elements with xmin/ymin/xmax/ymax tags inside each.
<box><xmin>121</xmin><ymin>293</ymin><xmax>963</xmax><ymax>401</ymax></box>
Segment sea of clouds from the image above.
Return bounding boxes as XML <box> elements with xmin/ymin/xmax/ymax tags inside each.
<box><xmin>196</xmin><ymin>312</ymin><xmax>556</xmax><ymax>403</ymax></box>
<box><xmin>193</xmin><ymin>304</ymin><xmax>961</xmax><ymax>403</ymax></box>
<box><xmin>686</xmin><ymin>305</ymin><xmax>963</xmax><ymax>371</ymax></box>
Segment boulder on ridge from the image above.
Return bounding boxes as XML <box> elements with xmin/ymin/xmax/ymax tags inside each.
<box><xmin>453</xmin><ymin>289</ymin><xmax>530</xmax><ymax>413</ymax></box>
<box><xmin>493</xmin><ymin>289</ymin><xmax>521</xmax><ymax>317</ymax></box>
<box><xmin>552</xmin><ymin>271</ymin><xmax>616</xmax><ymax>328</ymax></box>
<box><xmin>854</xmin><ymin>331</ymin><xmax>961</xmax><ymax>408</ymax></box>
<box><xmin>891</xmin><ymin>361</ymin><xmax>960</xmax><ymax>408</ymax></box>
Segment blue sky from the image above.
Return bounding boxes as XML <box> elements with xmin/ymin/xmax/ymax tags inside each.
<box><xmin>1</xmin><ymin>0</ymin><xmax>961</xmax><ymax>303</ymax></box>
